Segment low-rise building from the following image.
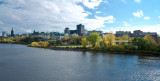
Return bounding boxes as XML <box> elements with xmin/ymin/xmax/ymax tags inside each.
<box><xmin>87</xmin><ymin>30</ymin><xmax>103</xmax><ymax>37</ymax></box>
<box><xmin>133</xmin><ymin>30</ymin><xmax>143</xmax><ymax>37</ymax></box>
<box><xmin>30</xmin><ymin>30</ymin><xmax>50</xmax><ymax>39</ymax></box>
<box><xmin>133</xmin><ymin>30</ymin><xmax>158</xmax><ymax>41</ymax></box>
<box><xmin>133</xmin><ymin>30</ymin><xmax>157</xmax><ymax>38</ymax></box>
<box><xmin>115</xmin><ymin>31</ymin><xmax>131</xmax><ymax>37</ymax></box>
<box><xmin>19</xmin><ymin>34</ymin><xmax>29</xmax><ymax>37</ymax></box>
<box><xmin>50</xmin><ymin>32</ymin><xmax>65</xmax><ymax>40</ymax></box>
<box><xmin>64</xmin><ymin>27</ymin><xmax>70</xmax><ymax>34</ymax></box>
<box><xmin>70</xmin><ymin>30</ymin><xmax>77</xmax><ymax>34</ymax></box>
<box><xmin>2</xmin><ymin>31</ymin><xmax>8</xmax><ymax>37</ymax></box>
<box><xmin>139</xmin><ymin>32</ymin><xmax>158</xmax><ymax>41</ymax></box>
<box><xmin>139</xmin><ymin>32</ymin><xmax>157</xmax><ymax>37</ymax></box>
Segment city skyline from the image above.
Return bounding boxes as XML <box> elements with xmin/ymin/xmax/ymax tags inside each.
<box><xmin>0</xmin><ymin>24</ymin><xmax>159</xmax><ymax>36</ymax></box>
<box><xmin>1</xmin><ymin>25</ymin><xmax>159</xmax><ymax>36</ymax></box>
<box><xmin>1</xmin><ymin>24</ymin><xmax>158</xmax><ymax>37</ymax></box>
<box><xmin>0</xmin><ymin>0</ymin><xmax>160</xmax><ymax>35</ymax></box>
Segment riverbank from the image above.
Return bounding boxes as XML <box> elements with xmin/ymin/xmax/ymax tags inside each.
<box><xmin>1</xmin><ymin>35</ymin><xmax>160</xmax><ymax>56</ymax></box>
<box><xmin>50</xmin><ymin>46</ymin><xmax>160</xmax><ymax>56</ymax></box>
<box><xmin>1</xmin><ymin>43</ymin><xmax>160</xmax><ymax>56</ymax></box>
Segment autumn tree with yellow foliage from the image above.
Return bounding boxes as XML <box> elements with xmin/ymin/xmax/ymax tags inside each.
<box><xmin>143</xmin><ymin>35</ymin><xmax>157</xmax><ymax>46</ymax></box>
<box><xmin>81</xmin><ymin>38</ymin><xmax>88</xmax><ymax>48</ymax></box>
<box><xmin>88</xmin><ymin>33</ymin><xmax>101</xmax><ymax>47</ymax></box>
<box><xmin>103</xmin><ymin>33</ymin><xmax>116</xmax><ymax>46</ymax></box>
<box><xmin>29</xmin><ymin>41</ymin><xmax>49</xmax><ymax>48</ymax></box>
<box><xmin>64</xmin><ymin>34</ymin><xmax>69</xmax><ymax>40</ymax></box>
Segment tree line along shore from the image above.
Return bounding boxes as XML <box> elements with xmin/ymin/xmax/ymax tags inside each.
<box><xmin>0</xmin><ymin>33</ymin><xmax>160</xmax><ymax>55</ymax></box>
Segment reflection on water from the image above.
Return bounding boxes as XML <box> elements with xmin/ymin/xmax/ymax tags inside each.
<box><xmin>0</xmin><ymin>44</ymin><xmax>160</xmax><ymax>81</ymax></box>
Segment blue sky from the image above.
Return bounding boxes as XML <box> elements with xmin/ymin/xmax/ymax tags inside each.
<box><xmin>0</xmin><ymin>0</ymin><xmax>160</xmax><ymax>35</ymax></box>
<box><xmin>84</xmin><ymin>0</ymin><xmax>160</xmax><ymax>32</ymax></box>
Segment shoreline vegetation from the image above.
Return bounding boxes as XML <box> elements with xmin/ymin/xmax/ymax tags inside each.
<box><xmin>1</xmin><ymin>33</ymin><xmax>160</xmax><ymax>55</ymax></box>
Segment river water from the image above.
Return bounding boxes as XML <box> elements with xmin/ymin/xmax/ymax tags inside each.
<box><xmin>0</xmin><ymin>44</ymin><xmax>160</xmax><ymax>81</ymax></box>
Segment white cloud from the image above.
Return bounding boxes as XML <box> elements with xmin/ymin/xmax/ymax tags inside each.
<box><xmin>82</xmin><ymin>0</ymin><xmax>103</xmax><ymax>9</ymax></box>
<box><xmin>96</xmin><ymin>16</ymin><xmax>115</xmax><ymax>23</ymax></box>
<box><xmin>94</xmin><ymin>24</ymin><xmax>160</xmax><ymax>34</ymax></box>
<box><xmin>108</xmin><ymin>24</ymin><xmax>160</xmax><ymax>34</ymax></box>
<box><xmin>0</xmin><ymin>0</ymin><xmax>112</xmax><ymax>34</ymax></box>
<box><xmin>96</xmin><ymin>11</ymin><xmax>101</xmax><ymax>13</ymax></box>
<box><xmin>103</xmin><ymin>0</ymin><xmax>110</xmax><ymax>5</ymax></box>
<box><xmin>85</xmin><ymin>11</ymin><xmax>92</xmax><ymax>14</ymax></box>
<box><xmin>134</xmin><ymin>0</ymin><xmax>141</xmax><ymax>3</ymax></box>
<box><xmin>84</xmin><ymin>16</ymin><xmax>115</xmax><ymax>30</ymax></box>
<box><xmin>144</xmin><ymin>16</ymin><xmax>150</xmax><ymax>20</ymax></box>
<box><xmin>123</xmin><ymin>21</ymin><xmax>130</xmax><ymax>27</ymax></box>
<box><xmin>132</xmin><ymin>25</ymin><xmax>160</xmax><ymax>34</ymax></box>
<box><xmin>133</xmin><ymin>10</ymin><xmax>143</xmax><ymax>18</ymax></box>
<box><xmin>158</xmin><ymin>16</ymin><xmax>160</xmax><ymax>19</ymax></box>
<box><xmin>121</xmin><ymin>0</ymin><xmax>126</xmax><ymax>3</ymax></box>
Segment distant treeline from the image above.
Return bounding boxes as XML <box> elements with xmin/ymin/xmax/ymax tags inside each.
<box><xmin>0</xmin><ymin>36</ymin><xmax>44</xmax><ymax>44</ymax></box>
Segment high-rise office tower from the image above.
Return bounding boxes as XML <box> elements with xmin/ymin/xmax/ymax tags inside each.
<box><xmin>77</xmin><ymin>24</ymin><xmax>85</xmax><ymax>36</ymax></box>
